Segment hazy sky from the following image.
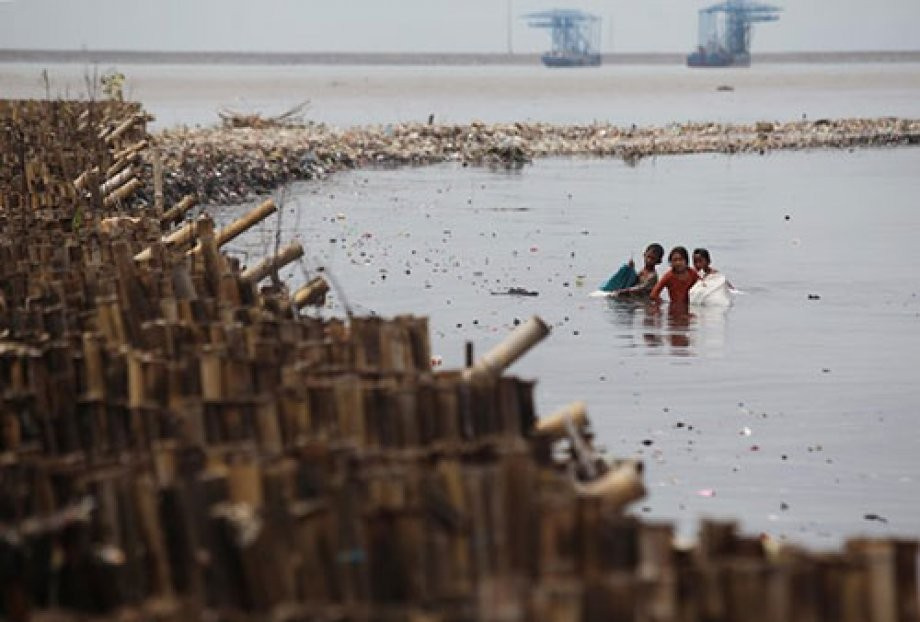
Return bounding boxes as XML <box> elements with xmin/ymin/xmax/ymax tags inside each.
<box><xmin>0</xmin><ymin>0</ymin><xmax>917</xmax><ymax>54</ymax></box>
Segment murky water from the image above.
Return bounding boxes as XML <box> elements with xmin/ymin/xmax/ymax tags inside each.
<box><xmin>6</xmin><ymin>57</ymin><xmax>916</xmax><ymax>548</ymax></box>
<box><xmin>3</xmin><ymin>61</ymin><xmax>920</xmax><ymax>127</ymax></box>
<box><xmin>215</xmin><ymin>147</ymin><xmax>920</xmax><ymax>549</ymax></box>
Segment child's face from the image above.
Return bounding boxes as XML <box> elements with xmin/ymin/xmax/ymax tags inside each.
<box><xmin>671</xmin><ymin>253</ymin><xmax>688</xmax><ymax>272</ymax></box>
<box><xmin>693</xmin><ymin>254</ymin><xmax>708</xmax><ymax>272</ymax></box>
<box><xmin>644</xmin><ymin>250</ymin><xmax>660</xmax><ymax>267</ymax></box>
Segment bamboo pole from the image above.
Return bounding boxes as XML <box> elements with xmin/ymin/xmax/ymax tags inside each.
<box><xmin>534</xmin><ymin>400</ymin><xmax>588</xmax><ymax>439</ymax></box>
<box><xmin>463</xmin><ymin>316</ymin><xmax>550</xmax><ymax>381</ymax></box>
<box><xmin>72</xmin><ymin>166</ymin><xmax>98</xmax><ymax>191</ymax></box>
<box><xmin>574</xmin><ymin>460</ymin><xmax>646</xmax><ymax>511</ymax></box>
<box><xmin>187</xmin><ymin>199</ymin><xmax>276</xmax><ymax>256</ymax></box>
<box><xmin>152</xmin><ymin>148</ymin><xmax>164</xmax><ymax>214</ymax></box>
<box><xmin>100</xmin><ymin>165</ymin><xmax>136</xmax><ymax>196</ymax></box>
<box><xmin>292</xmin><ymin>276</ymin><xmax>329</xmax><ymax>309</ymax></box>
<box><xmin>113</xmin><ymin>138</ymin><xmax>149</xmax><ymax>162</ymax></box>
<box><xmin>104</xmin><ymin>113</ymin><xmax>144</xmax><ymax>145</ymax></box>
<box><xmin>135</xmin><ymin>218</ymin><xmax>200</xmax><ymax>262</ymax></box>
<box><xmin>160</xmin><ymin>194</ymin><xmax>198</xmax><ymax>227</ymax></box>
<box><xmin>103</xmin><ymin>177</ymin><xmax>143</xmax><ymax>207</ymax></box>
<box><xmin>240</xmin><ymin>242</ymin><xmax>304</xmax><ymax>285</ymax></box>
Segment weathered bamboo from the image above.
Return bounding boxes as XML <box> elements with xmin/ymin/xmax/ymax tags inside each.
<box><xmin>103</xmin><ymin>177</ymin><xmax>143</xmax><ymax>207</ymax></box>
<box><xmin>187</xmin><ymin>199</ymin><xmax>276</xmax><ymax>258</ymax></box>
<box><xmin>152</xmin><ymin>148</ymin><xmax>164</xmax><ymax>214</ymax></box>
<box><xmin>240</xmin><ymin>242</ymin><xmax>304</xmax><ymax>285</ymax></box>
<box><xmin>135</xmin><ymin>218</ymin><xmax>200</xmax><ymax>261</ymax></box>
<box><xmin>463</xmin><ymin>316</ymin><xmax>550</xmax><ymax>382</ymax></box>
<box><xmin>574</xmin><ymin>461</ymin><xmax>646</xmax><ymax>511</ymax></box>
<box><xmin>534</xmin><ymin>400</ymin><xmax>588</xmax><ymax>439</ymax></box>
<box><xmin>104</xmin><ymin>113</ymin><xmax>144</xmax><ymax>145</ymax></box>
<box><xmin>100</xmin><ymin>165</ymin><xmax>136</xmax><ymax>196</ymax></box>
<box><xmin>113</xmin><ymin>138</ymin><xmax>149</xmax><ymax>162</ymax></box>
<box><xmin>293</xmin><ymin>276</ymin><xmax>329</xmax><ymax>309</ymax></box>
<box><xmin>160</xmin><ymin>193</ymin><xmax>198</xmax><ymax>226</ymax></box>
<box><xmin>72</xmin><ymin>166</ymin><xmax>98</xmax><ymax>191</ymax></box>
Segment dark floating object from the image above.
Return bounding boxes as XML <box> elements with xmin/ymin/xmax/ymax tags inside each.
<box><xmin>491</xmin><ymin>287</ymin><xmax>539</xmax><ymax>297</ymax></box>
<box><xmin>864</xmin><ymin>513</ymin><xmax>889</xmax><ymax>524</ymax></box>
<box><xmin>716</xmin><ymin>85</ymin><xmax>735</xmax><ymax>92</ymax></box>
<box><xmin>808</xmin><ymin>294</ymin><xmax>821</xmax><ymax>300</ymax></box>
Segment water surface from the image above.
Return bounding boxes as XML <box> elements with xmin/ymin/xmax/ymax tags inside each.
<box><xmin>216</xmin><ymin>147</ymin><xmax>920</xmax><ymax>549</ymax></box>
<box><xmin>3</xmin><ymin>61</ymin><xmax>919</xmax><ymax>128</ymax></box>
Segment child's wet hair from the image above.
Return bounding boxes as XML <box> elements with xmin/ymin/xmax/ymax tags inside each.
<box><xmin>669</xmin><ymin>246</ymin><xmax>690</xmax><ymax>262</ymax></box>
<box><xmin>693</xmin><ymin>248</ymin><xmax>710</xmax><ymax>262</ymax></box>
<box><xmin>647</xmin><ymin>243</ymin><xmax>665</xmax><ymax>260</ymax></box>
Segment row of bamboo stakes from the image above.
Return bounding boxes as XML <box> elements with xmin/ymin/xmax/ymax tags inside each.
<box><xmin>0</xmin><ymin>99</ymin><xmax>917</xmax><ymax>622</ymax></box>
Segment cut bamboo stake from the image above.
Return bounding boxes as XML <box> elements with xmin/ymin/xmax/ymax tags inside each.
<box><xmin>188</xmin><ymin>199</ymin><xmax>276</xmax><ymax>256</ymax></box>
<box><xmin>574</xmin><ymin>460</ymin><xmax>646</xmax><ymax>511</ymax></box>
<box><xmin>240</xmin><ymin>242</ymin><xmax>304</xmax><ymax>285</ymax></box>
<box><xmin>135</xmin><ymin>219</ymin><xmax>200</xmax><ymax>261</ymax></box>
<box><xmin>103</xmin><ymin>177</ymin><xmax>143</xmax><ymax>207</ymax></box>
<box><xmin>105</xmin><ymin>153</ymin><xmax>137</xmax><ymax>179</ymax></box>
<box><xmin>104</xmin><ymin>113</ymin><xmax>144</xmax><ymax>145</ymax></box>
<box><xmin>113</xmin><ymin>138</ymin><xmax>148</xmax><ymax>162</ymax></box>
<box><xmin>463</xmin><ymin>316</ymin><xmax>549</xmax><ymax>381</ymax></box>
<box><xmin>73</xmin><ymin>166</ymin><xmax>98</xmax><ymax>191</ymax></box>
<box><xmin>160</xmin><ymin>194</ymin><xmax>198</xmax><ymax>226</ymax></box>
<box><xmin>100</xmin><ymin>165</ymin><xmax>136</xmax><ymax>196</ymax></box>
<box><xmin>293</xmin><ymin>276</ymin><xmax>329</xmax><ymax>309</ymax></box>
<box><xmin>534</xmin><ymin>400</ymin><xmax>587</xmax><ymax>440</ymax></box>
<box><xmin>152</xmin><ymin>148</ymin><xmax>164</xmax><ymax>214</ymax></box>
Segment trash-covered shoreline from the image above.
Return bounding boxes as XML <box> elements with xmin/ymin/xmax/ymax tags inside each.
<box><xmin>149</xmin><ymin>117</ymin><xmax>920</xmax><ymax>205</ymax></box>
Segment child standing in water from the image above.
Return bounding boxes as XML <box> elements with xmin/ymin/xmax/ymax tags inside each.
<box><xmin>600</xmin><ymin>243</ymin><xmax>664</xmax><ymax>297</ymax></box>
<box><xmin>692</xmin><ymin>248</ymin><xmax>734</xmax><ymax>289</ymax></box>
<box><xmin>650</xmin><ymin>246</ymin><xmax>699</xmax><ymax>305</ymax></box>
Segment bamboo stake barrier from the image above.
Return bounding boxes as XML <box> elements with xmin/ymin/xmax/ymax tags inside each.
<box><xmin>1</xmin><ymin>99</ymin><xmax>918</xmax><ymax>622</ymax></box>
<box><xmin>240</xmin><ymin>241</ymin><xmax>304</xmax><ymax>285</ymax></box>
<box><xmin>462</xmin><ymin>315</ymin><xmax>549</xmax><ymax>382</ymax></box>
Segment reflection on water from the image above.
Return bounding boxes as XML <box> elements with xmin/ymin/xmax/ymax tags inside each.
<box><xmin>605</xmin><ymin>300</ymin><xmax>728</xmax><ymax>356</ymax></box>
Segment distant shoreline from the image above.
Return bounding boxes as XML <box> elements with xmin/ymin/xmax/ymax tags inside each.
<box><xmin>2</xmin><ymin>49</ymin><xmax>920</xmax><ymax>66</ymax></box>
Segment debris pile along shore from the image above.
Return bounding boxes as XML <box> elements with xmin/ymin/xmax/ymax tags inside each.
<box><xmin>149</xmin><ymin>117</ymin><xmax>920</xmax><ymax>205</ymax></box>
<box><xmin>1</xmin><ymin>99</ymin><xmax>919</xmax><ymax>621</ymax></box>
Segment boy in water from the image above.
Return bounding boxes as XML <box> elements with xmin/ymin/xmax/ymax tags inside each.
<box><xmin>650</xmin><ymin>246</ymin><xmax>699</xmax><ymax>305</ymax></box>
<box><xmin>600</xmin><ymin>243</ymin><xmax>665</xmax><ymax>298</ymax></box>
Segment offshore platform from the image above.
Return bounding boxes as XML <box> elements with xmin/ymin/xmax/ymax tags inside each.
<box><xmin>524</xmin><ymin>9</ymin><xmax>602</xmax><ymax>68</ymax></box>
<box><xmin>687</xmin><ymin>0</ymin><xmax>781</xmax><ymax>67</ymax></box>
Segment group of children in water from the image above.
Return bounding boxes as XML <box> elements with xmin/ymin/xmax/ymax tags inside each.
<box><xmin>599</xmin><ymin>243</ymin><xmax>727</xmax><ymax>305</ymax></box>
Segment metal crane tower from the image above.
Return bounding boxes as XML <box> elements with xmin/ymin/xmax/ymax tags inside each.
<box><xmin>687</xmin><ymin>0</ymin><xmax>781</xmax><ymax>67</ymax></box>
<box><xmin>524</xmin><ymin>9</ymin><xmax>602</xmax><ymax>68</ymax></box>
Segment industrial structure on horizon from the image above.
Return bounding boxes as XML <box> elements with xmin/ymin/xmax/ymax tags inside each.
<box><xmin>524</xmin><ymin>9</ymin><xmax>601</xmax><ymax>68</ymax></box>
<box><xmin>687</xmin><ymin>0</ymin><xmax>782</xmax><ymax>67</ymax></box>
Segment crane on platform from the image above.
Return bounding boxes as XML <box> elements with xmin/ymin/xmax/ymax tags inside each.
<box><xmin>524</xmin><ymin>9</ymin><xmax>602</xmax><ymax>68</ymax></box>
<box><xmin>687</xmin><ymin>0</ymin><xmax>781</xmax><ymax>67</ymax></box>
